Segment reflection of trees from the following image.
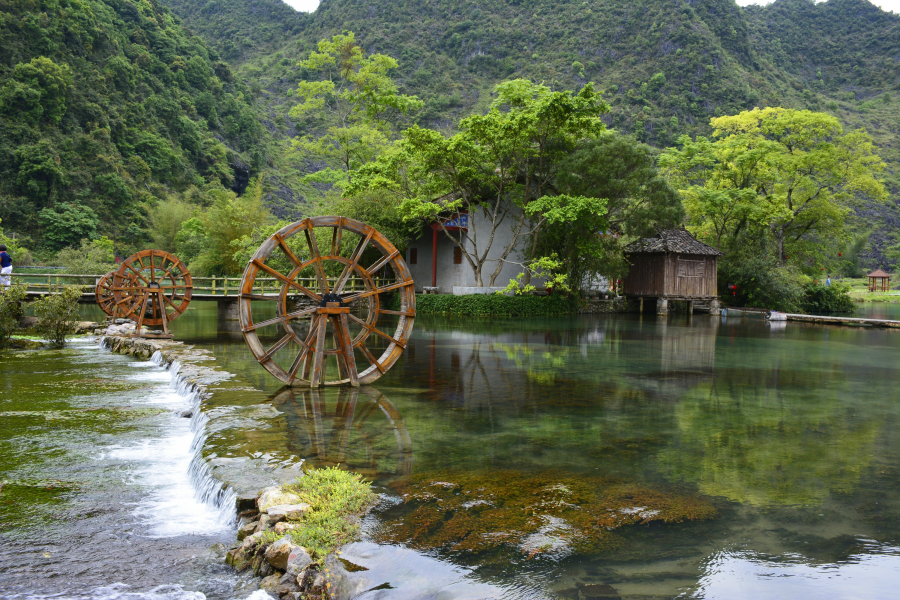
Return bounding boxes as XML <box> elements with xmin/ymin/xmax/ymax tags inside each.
<box><xmin>269</xmin><ymin>386</ymin><xmax>412</xmax><ymax>477</ymax></box>
<box><xmin>660</xmin><ymin>368</ymin><xmax>879</xmax><ymax>506</ymax></box>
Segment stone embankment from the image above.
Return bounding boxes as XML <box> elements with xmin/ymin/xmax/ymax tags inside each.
<box><xmin>99</xmin><ymin>326</ymin><xmax>370</xmax><ymax>599</ymax></box>
<box><xmin>226</xmin><ymin>487</ymin><xmax>370</xmax><ymax>600</ymax></box>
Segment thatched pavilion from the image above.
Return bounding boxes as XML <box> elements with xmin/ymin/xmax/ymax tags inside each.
<box><xmin>867</xmin><ymin>269</ymin><xmax>892</xmax><ymax>292</ymax></box>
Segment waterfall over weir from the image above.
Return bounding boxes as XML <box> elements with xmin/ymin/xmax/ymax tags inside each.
<box><xmin>150</xmin><ymin>350</ymin><xmax>237</xmax><ymax>529</ymax></box>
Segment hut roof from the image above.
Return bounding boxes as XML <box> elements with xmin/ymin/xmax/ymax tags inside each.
<box><xmin>624</xmin><ymin>229</ymin><xmax>723</xmax><ymax>256</ymax></box>
<box><xmin>867</xmin><ymin>269</ymin><xmax>892</xmax><ymax>278</ymax></box>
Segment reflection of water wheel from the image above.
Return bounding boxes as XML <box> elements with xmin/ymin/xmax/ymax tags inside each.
<box><xmin>113</xmin><ymin>250</ymin><xmax>193</xmax><ymax>338</ymax></box>
<box><xmin>95</xmin><ymin>271</ymin><xmax>117</xmax><ymax>318</ymax></box>
<box><xmin>271</xmin><ymin>386</ymin><xmax>412</xmax><ymax>476</ymax></box>
<box><xmin>239</xmin><ymin>216</ymin><xmax>415</xmax><ymax>387</ymax></box>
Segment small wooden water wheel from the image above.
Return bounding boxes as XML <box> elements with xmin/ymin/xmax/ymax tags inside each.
<box><xmin>112</xmin><ymin>250</ymin><xmax>193</xmax><ymax>338</ymax></box>
<box><xmin>94</xmin><ymin>271</ymin><xmax>118</xmax><ymax>318</ymax></box>
<box><xmin>239</xmin><ymin>216</ymin><xmax>415</xmax><ymax>387</ymax></box>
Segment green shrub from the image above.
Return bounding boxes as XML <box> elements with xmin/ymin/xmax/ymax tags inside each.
<box><xmin>802</xmin><ymin>283</ymin><xmax>856</xmax><ymax>314</ymax></box>
<box><xmin>282</xmin><ymin>467</ymin><xmax>375</xmax><ymax>559</ymax></box>
<box><xmin>399</xmin><ymin>293</ymin><xmax>579</xmax><ymax>316</ymax></box>
<box><xmin>32</xmin><ymin>285</ymin><xmax>82</xmax><ymax>347</ymax></box>
<box><xmin>718</xmin><ymin>255</ymin><xmax>806</xmax><ymax>313</ymax></box>
<box><xmin>0</xmin><ymin>284</ymin><xmax>28</xmax><ymax>350</ymax></box>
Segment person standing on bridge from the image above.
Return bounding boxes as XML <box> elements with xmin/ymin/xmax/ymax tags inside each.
<box><xmin>0</xmin><ymin>244</ymin><xmax>11</xmax><ymax>288</ymax></box>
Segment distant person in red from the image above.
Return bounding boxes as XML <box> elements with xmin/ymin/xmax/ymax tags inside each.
<box><xmin>0</xmin><ymin>244</ymin><xmax>11</xmax><ymax>287</ymax></box>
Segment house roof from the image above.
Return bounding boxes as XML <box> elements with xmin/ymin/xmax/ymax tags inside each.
<box><xmin>867</xmin><ymin>269</ymin><xmax>892</xmax><ymax>278</ymax></box>
<box><xmin>624</xmin><ymin>229</ymin><xmax>723</xmax><ymax>256</ymax></box>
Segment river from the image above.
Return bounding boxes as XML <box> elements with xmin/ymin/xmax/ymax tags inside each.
<box><xmin>2</xmin><ymin>304</ymin><xmax>900</xmax><ymax>599</ymax></box>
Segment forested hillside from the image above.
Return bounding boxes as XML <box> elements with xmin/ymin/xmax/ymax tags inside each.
<box><xmin>157</xmin><ymin>0</ymin><xmax>900</xmax><ymax>267</ymax></box>
<box><xmin>0</xmin><ymin>0</ymin><xmax>266</xmax><ymax>253</ymax></box>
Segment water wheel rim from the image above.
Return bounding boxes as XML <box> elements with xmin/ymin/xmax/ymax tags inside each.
<box><xmin>238</xmin><ymin>216</ymin><xmax>415</xmax><ymax>387</ymax></box>
<box><xmin>112</xmin><ymin>250</ymin><xmax>193</xmax><ymax>325</ymax></box>
<box><xmin>95</xmin><ymin>271</ymin><xmax>118</xmax><ymax>316</ymax></box>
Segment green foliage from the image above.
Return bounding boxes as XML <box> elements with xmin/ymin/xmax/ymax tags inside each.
<box><xmin>175</xmin><ymin>184</ymin><xmax>272</xmax><ymax>275</ymax></box>
<box><xmin>314</xmin><ymin>190</ymin><xmax>421</xmax><ymax>252</ymax></box>
<box><xmin>55</xmin><ymin>237</ymin><xmax>117</xmax><ymax>276</ymax></box>
<box><xmin>32</xmin><ymin>285</ymin><xmax>83</xmax><ymax>347</ymax></box>
<box><xmin>147</xmin><ymin>196</ymin><xmax>196</xmax><ymax>252</ymax></box>
<box><xmin>353</xmin><ymin>79</ymin><xmax>610</xmax><ymax>287</ymax></box>
<box><xmin>500</xmin><ymin>255</ymin><xmax>569</xmax><ymax>295</ymax></box>
<box><xmin>0</xmin><ymin>218</ymin><xmax>31</xmax><ymax>265</ymax></box>
<box><xmin>409</xmin><ymin>293</ymin><xmax>579</xmax><ymax>317</ymax></box>
<box><xmin>281</xmin><ymin>466</ymin><xmax>375</xmax><ymax>560</ymax></box>
<box><xmin>802</xmin><ymin>282</ymin><xmax>855</xmax><ymax>315</ymax></box>
<box><xmin>718</xmin><ymin>253</ymin><xmax>806</xmax><ymax>313</ymax></box>
<box><xmin>0</xmin><ymin>284</ymin><xmax>28</xmax><ymax>350</ymax></box>
<box><xmin>39</xmin><ymin>203</ymin><xmax>100</xmax><ymax>251</ymax></box>
<box><xmin>0</xmin><ymin>0</ymin><xmax>265</xmax><ymax>249</ymax></box>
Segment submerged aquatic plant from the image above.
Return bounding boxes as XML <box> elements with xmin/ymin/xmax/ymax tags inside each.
<box><xmin>374</xmin><ymin>470</ymin><xmax>717</xmax><ymax>558</ymax></box>
<box><xmin>281</xmin><ymin>466</ymin><xmax>376</xmax><ymax>559</ymax></box>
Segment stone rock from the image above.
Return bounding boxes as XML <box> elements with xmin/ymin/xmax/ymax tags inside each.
<box><xmin>277</xmin><ymin>572</ymin><xmax>301</xmax><ymax>598</ymax></box>
<box><xmin>225</xmin><ymin>546</ymin><xmax>252</xmax><ymax>572</ymax></box>
<box><xmin>179</xmin><ymin>409</ymin><xmax>193</xmax><ymax>418</ymax></box>
<box><xmin>257</xmin><ymin>486</ymin><xmax>303</xmax><ymax>513</ymax></box>
<box><xmin>274</xmin><ymin>522</ymin><xmax>298</xmax><ymax>535</ymax></box>
<box><xmin>265</xmin><ymin>536</ymin><xmax>299</xmax><ymax>571</ymax></box>
<box><xmin>255</xmin><ymin>514</ymin><xmax>272</xmax><ymax>533</ymax></box>
<box><xmin>253</xmin><ymin>554</ymin><xmax>275</xmax><ymax>577</ymax></box>
<box><xmin>241</xmin><ymin>531</ymin><xmax>265</xmax><ymax>550</ymax></box>
<box><xmin>310</xmin><ymin>572</ymin><xmax>326</xmax><ymax>590</ymax></box>
<box><xmin>260</xmin><ymin>573</ymin><xmax>282</xmax><ymax>595</ymax></box>
<box><xmin>285</xmin><ymin>546</ymin><xmax>313</xmax><ymax>576</ymax></box>
<box><xmin>206</xmin><ymin>543</ymin><xmax>227</xmax><ymax>558</ymax></box>
<box><xmin>238</xmin><ymin>521</ymin><xmax>258</xmax><ymax>541</ymax></box>
<box><xmin>236</xmin><ymin>493</ymin><xmax>258</xmax><ymax>512</ymax></box>
<box><xmin>321</xmin><ymin>554</ymin><xmax>374</xmax><ymax>600</ymax></box>
<box><xmin>266</xmin><ymin>504</ymin><xmax>311</xmax><ymax>520</ymax></box>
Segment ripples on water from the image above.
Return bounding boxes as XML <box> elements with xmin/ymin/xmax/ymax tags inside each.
<box><xmin>0</xmin><ymin>339</ymin><xmax>250</xmax><ymax>600</ymax></box>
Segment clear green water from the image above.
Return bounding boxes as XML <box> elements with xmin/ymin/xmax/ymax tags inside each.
<box><xmin>7</xmin><ymin>304</ymin><xmax>900</xmax><ymax>599</ymax></box>
<box><xmin>160</xmin><ymin>304</ymin><xmax>900</xmax><ymax>599</ymax></box>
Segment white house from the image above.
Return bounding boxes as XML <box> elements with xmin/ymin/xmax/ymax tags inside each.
<box><xmin>404</xmin><ymin>206</ymin><xmax>541</xmax><ymax>294</ymax></box>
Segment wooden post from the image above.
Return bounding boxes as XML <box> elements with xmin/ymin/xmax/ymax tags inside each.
<box><xmin>688</xmin><ymin>300</ymin><xmax>694</xmax><ymax>315</ymax></box>
<box><xmin>656</xmin><ymin>297</ymin><xmax>669</xmax><ymax>315</ymax></box>
<box><xmin>432</xmin><ymin>227</ymin><xmax>438</xmax><ymax>288</ymax></box>
<box><xmin>639</xmin><ymin>297</ymin><xmax>644</xmax><ymax>313</ymax></box>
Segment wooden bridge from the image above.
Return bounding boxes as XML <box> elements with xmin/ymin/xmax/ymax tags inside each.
<box><xmin>7</xmin><ymin>272</ymin><xmax>393</xmax><ymax>323</ymax></box>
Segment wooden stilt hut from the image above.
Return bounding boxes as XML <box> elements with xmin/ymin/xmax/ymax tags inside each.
<box><xmin>867</xmin><ymin>269</ymin><xmax>892</xmax><ymax>292</ymax></box>
<box><xmin>623</xmin><ymin>229</ymin><xmax>723</xmax><ymax>315</ymax></box>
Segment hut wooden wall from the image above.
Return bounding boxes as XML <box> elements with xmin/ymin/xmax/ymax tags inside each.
<box><xmin>622</xmin><ymin>254</ymin><xmax>668</xmax><ymax>296</ymax></box>
<box><xmin>623</xmin><ymin>253</ymin><xmax>718</xmax><ymax>298</ymax></box>
<box><xmin>665</xmin><ymin>254</ymin><xmax>717</xmax><ymax>298</ymax></box>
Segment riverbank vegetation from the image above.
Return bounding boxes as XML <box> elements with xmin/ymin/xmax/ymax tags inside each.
<box><xmin>406</xmin><ymin>292</ymin><xmax>579</xmax><ymax>317</ymax></box>
<box><xmin>0</xmin><ymin>284</ymin><xmax>84</xmax><ymax>349</ymax></box>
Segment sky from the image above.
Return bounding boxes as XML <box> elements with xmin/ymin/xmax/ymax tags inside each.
<box><xmin>280</xmin><ymin>0</ymin><xmax>900</xmax><ymax>14</ymax></box>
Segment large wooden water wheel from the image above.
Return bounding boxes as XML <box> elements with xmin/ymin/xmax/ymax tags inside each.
<box><xmin>94</xmin><ymin>270</ymin><xmax>117</xmax><ymax>318</ymax></box>
<box><xmin>239</xmin><ymin>216</ymin><xmax>415</xmax><ymax>387</ymax></box>
<box><xmin>112</xmin><ymin>250</ymin><xmax>193</xmax><ymax>338</ymax></box>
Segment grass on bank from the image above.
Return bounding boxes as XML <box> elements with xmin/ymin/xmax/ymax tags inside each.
<box><xmin>276</xmin><ymin>467</ymin><xmax>375</xmax><ymax>559</ymax></box>
<box><xmin>843</xmin><ymin>277</ymin><xmax>900</xmax><ymax>302</ymax></box>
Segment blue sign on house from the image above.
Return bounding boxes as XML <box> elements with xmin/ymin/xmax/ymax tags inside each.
<box><xmin>443</xmin><ymin>214</ymin><xmax>468</xmax><ymax>229</ymax></box>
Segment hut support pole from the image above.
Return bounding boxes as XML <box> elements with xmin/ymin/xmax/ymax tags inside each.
<box><xmin>639</xmin><ymin>297</ymin><xmax>644</xmax><ymax>314</ymax></box>
<box><xmin>656</xmin><ymin>297</ymin><xmax>668</xmax><ymax>315</ymax></box>
<box><xmin>709</xmin><ymin>299</ymin><xmax>721</xmax><ymax>316</ymax></box>
<box><xmin>688</xmin><ymin>300</ymin><xmax>694</xmax><ymax>315</ymax></box>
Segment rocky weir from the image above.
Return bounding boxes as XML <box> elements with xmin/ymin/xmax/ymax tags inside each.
<box><xmin>99</xmin><ymin>328</ymin><xmax>374</xmax><ymax>600</ymax></box>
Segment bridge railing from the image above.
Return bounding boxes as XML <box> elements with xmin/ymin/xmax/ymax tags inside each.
<box><xmin>7</xmin><ymin>273</ymin><xmax>393</xmax><ymax>297</ymax></box>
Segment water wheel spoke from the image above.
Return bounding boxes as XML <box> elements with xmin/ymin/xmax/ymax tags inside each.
<box><xmin>274</xmin><ymin>233</ymin><xmax>304</xmax><ymax>268</ymax></box>
<box><xmin>358</xmin><ymin>343</ymin><xmax>385</xmax><ymax>373</ymax></box>
<box><xmin>366</xmin><ymin>250</ymin><xmax>400</xmax><ymax>277</ymax></box>
<box><xmin>304</xmin><ymin>227</ymin><xmax>330</xmax><ymax>294</ymax></box>
<box><xmin>262</xmin><ymin>334</ymin><xmax>294</xmax><ymax>361</ymax></box>
<box><xmin>379</xmin><ymin>309</ymin><xmax>416</xmax><ymax>317</ymax></box>
<box><xmin>348</xmin><ymin>314</ymin><xmax>405</xmax><ymax>348</ymax></box>
<box><xmin>148</xmin><ymin>250</ymin><xmax>157</xmax><ymax>282</ymax></box>
<box><xmin>309</xmin><ymin>316</ymin><xmax>328</xmax><ymax>387</ymax></box>
<box><xmin>252</xmin><ymin>259</ymin><xmax>322</xmax><ymax>302</ymax></box>
<box><xmin>125</xmin><ymin>263</ymin><xmax>150</xmax><ymax>285</ymax></box>
<box><xmin>239</xmin><ymin>293</ymin><xmax>279</xmax><ymax>301</ymax></box>
<box><xmin>288</xmin><ymin>318</ymin><xmax>320</xmax><ymax>380</ymax></box>
<box><xmin>334</xmin><ymin>229</ymin><xmax>375</xmax><ymax>294</ymax></box>
<box><xmin>330</xmin><ymin>220</ymin><xmax>343</xmax><ymax>257</ymax></box>
<box><xmin>344</xmin><ymin>280</ymin><xmax>414</xmax><ymax>303</ymax></box>
<box><xmin>244</xmin><ymin>307</ymin><xmax>316</xmax><ymax>332</ymax></box>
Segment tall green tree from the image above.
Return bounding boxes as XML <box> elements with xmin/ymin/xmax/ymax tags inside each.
<box><xmin>289</xmin><ymin>32</ymin><xmax>423</xmax><ymax>190</ymax></box>
<box><xmin>351</xmin><ymin>79</ymin><xmax>610</xmax><ymax>287</ymax></box>
<box><xmin>660</xmin><ymin>108</ymin><xmax>886</xmax><ymax>265</ymax></box>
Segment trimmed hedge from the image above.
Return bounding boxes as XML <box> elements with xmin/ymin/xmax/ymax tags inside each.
<box><xmin>404</xmin><ymin>293</ymin><xmax>579</xmax><ymax>317</ymax></box>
